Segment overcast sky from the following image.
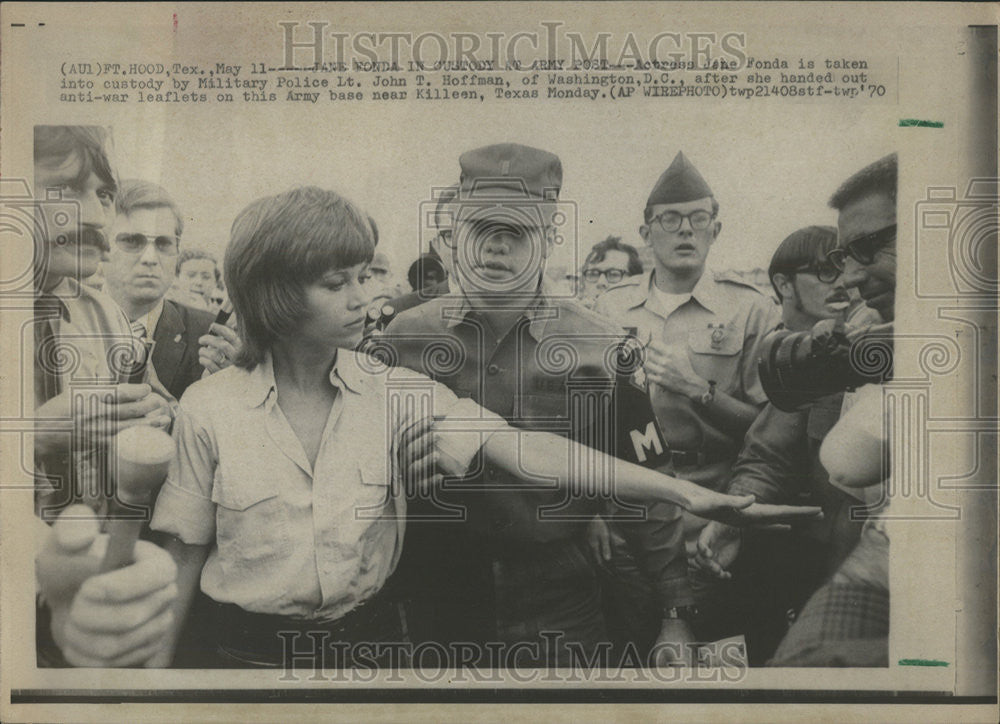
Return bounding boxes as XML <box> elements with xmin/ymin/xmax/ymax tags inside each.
<box><xmin>114</xmin><ymin>99</ymin><xmax>897</xmax><ymax>287</ymax></box>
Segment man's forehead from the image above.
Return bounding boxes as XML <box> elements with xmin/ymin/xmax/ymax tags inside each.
<box><xmin>459</xmin><ymin>213</ymin><xmax>546</xmax><ymax>233</ymax></box>
<box><xmin>837</xmin><ymin>192</ymin><xmax>896</xmax><ymax>242</ymax></box>
<box><xmin>588</xmin><ymin>250</ymin><xmax>630</xmax><ymax>269</ymax></box>
<box><xmin>181</xmin><ymin>258</ymin><xmax>216</xmax><ymax>271</ymax></box>
<box><xmin>648</xmin><ymin>196</ymin><xmax>714</xmax><ymax>215</ymax></box>
<box><xmin>35</xmin><ymin>153</ymin><xmax>95</xmax><ymax>187</ymax></box>
<box><xmin>113</xmin><ymin>206</ymin><xmax>174</xmax><ymax>228</ymax></box>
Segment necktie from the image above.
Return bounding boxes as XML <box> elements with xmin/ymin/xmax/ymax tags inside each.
<box><xmin>125</xmin><ymin>318</ymin><xmax>153</xmax><ymax>383</ymax></box>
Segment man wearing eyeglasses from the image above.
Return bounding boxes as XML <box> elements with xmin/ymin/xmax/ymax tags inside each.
<box><xmin>103</xmin><ymin>180</ymin><xmax>235</xmax><ymax>401</ymax></box>
<box><xmin>577</xmin><ymin>236</ymin><xmax>643</xmax><ymax>310</ymax></box>
<box><xmin>765</xmin><ymin>153</ymin><xmax>897</xmax><ymax>667</ymax></box>
<box><xmin>594</xmin><ymin>151</ymin><xmax>781</xmax><ymax>644</ymax></box>
<box><xmin>693</xmin><ymin>225</ymin><xmax>880</xmax><ymax>662</ymax></box>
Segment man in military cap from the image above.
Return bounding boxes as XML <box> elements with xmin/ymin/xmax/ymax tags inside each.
<box><xmin>595</xmin><ymin>151</ymin><xmax>781</xmax><ymax>640</ymax></box>
<box><xmin>379</xmin><ymin>143</ymin><xmax>696</xmax><ymax>667</ymax></box>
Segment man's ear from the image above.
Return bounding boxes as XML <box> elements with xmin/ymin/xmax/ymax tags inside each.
<box><xmin>639</xmin><ymin>225</ymin><xmax>651</xmax><ymax>246</ymax></box>
<box><xmin>711</xmin><ymin>220</ymin><xmax>722</xmax><ymax>242</ymax></box>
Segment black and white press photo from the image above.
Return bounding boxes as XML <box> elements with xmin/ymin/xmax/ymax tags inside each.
<box><xmin>1</xmin><ymin>3</ymin><xmax>997</xmax><ymax>723</ymax></box>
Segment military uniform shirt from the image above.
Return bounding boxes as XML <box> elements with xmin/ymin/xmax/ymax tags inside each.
<box><xmin>381</xmin><ymin>284</ymin><xmax>693</xmax><ymax>607</ymax></box>
<box><xmin>595</xmin><ymin>268</ymin><xmax>781</xmax><ymax>493</ymax></box>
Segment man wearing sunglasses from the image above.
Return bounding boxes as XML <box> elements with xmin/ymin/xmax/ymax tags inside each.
<box><xmin>103</xmin><ymin>179</ymin><xmax>236</xmax><ymax>401</ymax></box>
<box><xmin>577</xmin><ymin>236</ymin><xmax>643</xmax><ymax>310</ymax></box>
<box><xmin>694</xmin><ymin>225</ymin><xmax>880</xmax><ymax>662</ymax></box>
<box><xmin>594</xmin><ymin>151</ymin><xmax>781</xmax><ymax>644</ymax></box>
<box><xmin>766</xmin><ymin>152</ymin><xmax>897</xmax><ymax>667</ymax></box>
<box><xmin>826</xmin><ymin>195</ymin><xmax>896</xmax><ymax>322</ymax></box>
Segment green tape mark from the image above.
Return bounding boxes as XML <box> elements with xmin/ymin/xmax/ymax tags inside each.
<box><xmin>899</xmin><ymin>119</ymin><xmax>944</xmax><ymax>128</ymax></box>
<box><xmin>898</xmin><ymin>658</ymin><xmax>950</xmax><ymax>666</ymax></box>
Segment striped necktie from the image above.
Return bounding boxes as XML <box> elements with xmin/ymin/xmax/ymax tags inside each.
<box><xmin>131</xmin><ymin>318</ymin><xmax>148</xmax><ymax>340</ymax></box>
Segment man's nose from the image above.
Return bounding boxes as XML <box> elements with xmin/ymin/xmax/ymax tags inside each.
<box><xmin>79</xmin><ymin>190</ymin><xmax>111</xmax><ymax>229</ymax></box>
<box><xmin>841</xmin><ymin>256</ymin><xmax>867</xmax><ymax>288</ymax></box>
<box><xmin>483</xmin><ymin>232</ymin><xmax>514</xmax><ymax>253</ymax></box>
<box><xmin>139</xmin><ymin>239</ymin><xmax>160</xmax><ymax>265</ymax></box>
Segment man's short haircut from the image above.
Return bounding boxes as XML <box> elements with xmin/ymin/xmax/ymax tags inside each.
<box><xmin>407</xmin><ymin>253</ymin><xmax>446</xmax><ymax>291</ymax></box>
<box><xmin>583</xmin><ymin>235</ymin><xmax>644</xmax><ymax>276</ymax></box>
<box><xmin>829</xmin><ymin>153</ymin><xmax>898</xmax><ymax>211</ymax></box>
<box><xmin>175</xmin><ymin>248</ymin><xmax>221</xmax><ymax>283</ymax></box>
<box><xmin>33</xmin><ymin>125</ymin><xmax>118</xmax><ymax>190</ymax></box>
<box><xmin>768</xmin><ymin>225</ymin><xmax>839</xmax><ymax>302</ymax></box>
<box><xmin>225</xmin><ymin>186</ymin><xmax>375</xmax><ymax>369</ymax></box>
<box><xmin>116</xmin><ymin>179</ymin><xmax>184</xmax><ymax>238</ymax></box>
<box><xmin>643</xmin><ymin>196</ymin><xmax>719</xmax><ymax>224</ymax></box>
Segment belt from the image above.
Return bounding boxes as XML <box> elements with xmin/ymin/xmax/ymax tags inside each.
<box><xmin>213</xmin><ymin>578</ymin><xmax>405</xmax><ymax>666</ymax></box>
<box><xmin>666</xmin><ymin>448</ymin><xmax>724</xmax><ymax>468</ymax></box>
<box><xmin>486</xmin><ymin>532</ymin><xmax>588</xmax><ymax>562</ymax></box>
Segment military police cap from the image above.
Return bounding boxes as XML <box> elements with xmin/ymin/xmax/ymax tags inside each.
<box><xmin>647</xmin><ymin>151</ymin><xmax>714</xmax><ymax>207</ymax></box>
<box><xmin>459</xmin><ymin>143</ymin><xmax>562</xmax><ymax>201</ymax></box>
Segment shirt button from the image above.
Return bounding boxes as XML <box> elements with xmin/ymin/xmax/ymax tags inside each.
<box><xmin>487</xmin><ymin>364</ymin><xmax>500</xmax><ymax>375</ymax></box>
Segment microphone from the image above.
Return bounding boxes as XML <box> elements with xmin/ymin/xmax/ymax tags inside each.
<box><xmin>213</xmin><ymin>299</ymin><xmax>234</xmax><ymax>327</ymax></box>
<box><xmin>99</xmin><ymin>425</ymin><xmax>174</xmax><ymax>572</ymax></box>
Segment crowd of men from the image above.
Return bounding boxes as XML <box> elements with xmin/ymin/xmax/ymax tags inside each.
<box><xmin>31</xmin><ymin>125</ymin><xmax>896</xmax><ymax>670</ymax></box>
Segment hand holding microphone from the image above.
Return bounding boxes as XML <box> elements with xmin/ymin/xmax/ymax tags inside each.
<box><xmin>36</xmin><ymin>425</ymin><xmax>178</xmax><ymax>667</ymax></box>
<box><xmin>199</xmin><ymin>301</ymin><xmax>240</xmax><ymax>374</ymax></box>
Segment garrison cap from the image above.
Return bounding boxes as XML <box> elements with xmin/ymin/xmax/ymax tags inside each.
<box><xmin>646</xmin><ymin>151</ymin><xmax>714</xmax><ymax>207</ymax></box>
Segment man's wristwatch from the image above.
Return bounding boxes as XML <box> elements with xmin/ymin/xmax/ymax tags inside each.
<box><xmin>663</xmin><ymin>604</ymin><xmax>700</xmax><ymax>621</ymax></box>
<box><xmin>698</xmin><ymin>380</ymin><xmax>717</xmax><ymax>406</ymax></box>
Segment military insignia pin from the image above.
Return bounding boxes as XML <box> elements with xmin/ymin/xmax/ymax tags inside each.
<box><xmin>709</xmin><ymin>323</ymin><xmax>726</xmax><ymax>349</ymax></box>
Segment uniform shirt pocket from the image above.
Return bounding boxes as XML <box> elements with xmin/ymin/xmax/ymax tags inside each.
<box><xmin>687</xmin><ymin>322</ymin><xmax>745</xmax><ymax>356</ymax></box>
<box><xmin>211</xmin><ymin>468</ymin><xmax>292</xmax><ymax>574</ymax></box>
<box><xmin>355</xmin><ymin>451</ymin><xmax>393</xmax><ymax>518</ymax></box>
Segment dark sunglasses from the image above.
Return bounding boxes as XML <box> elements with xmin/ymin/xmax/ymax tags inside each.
<box><xmin>826</xmin><ymin>224</ymin><xmax>896</xmax><ymax>270</ymax></box>
<box><xmin>114</xmin><ymin>232</ymin><xmax>179</xmax><ymax>256</ymax></box>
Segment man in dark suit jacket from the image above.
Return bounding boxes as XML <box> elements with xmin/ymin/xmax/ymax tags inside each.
<box><xmin>102</xmin><ymin>179</ymin><xmax>238</xmax><ymax>401</ymax></box>
<box><xmin>150</xmin><ymin>298</ymin><xmax>217</xmax><ymax>400</ymax></box>
<box><xmin>102</xmin><ymin>178</ymin><xmax>241</xmax><ymax>667</ymax></box>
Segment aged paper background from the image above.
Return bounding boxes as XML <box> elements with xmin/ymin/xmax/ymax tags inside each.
<box><xmin>1</xmin><ymin>2</ymin><xmax>997</xmax><ymax>722</ymax></box>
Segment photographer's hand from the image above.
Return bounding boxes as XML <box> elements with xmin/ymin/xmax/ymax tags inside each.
<box><xmin>37</xmin><ymin>505</ymin><xmax>178</xmax><ymax>667</ymax></box>
<box><xmin>35</xmin><ymin>384</ymin><xmax>171</xmax><ymax>458</ymax></box>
